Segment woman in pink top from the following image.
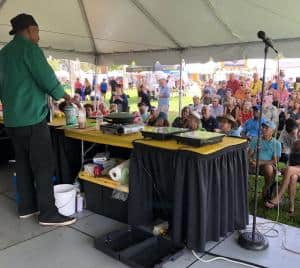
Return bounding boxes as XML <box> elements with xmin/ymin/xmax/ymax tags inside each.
<box><xmin>273</xmin><ymin>80</ymin><xmax>289</xmax><ymax>106</ymax></box>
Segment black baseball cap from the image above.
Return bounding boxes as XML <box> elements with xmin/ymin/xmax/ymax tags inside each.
<box><xmin>9</xmin><ymin>13</ymin><xmax>38</xmax><ymax>35</ymax></box>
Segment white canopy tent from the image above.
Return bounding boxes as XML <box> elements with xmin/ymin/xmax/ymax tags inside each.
<box><xmin>1</xmin><ymin>0</ymin><xmax>300</xmax><ymax>65</ymax></box>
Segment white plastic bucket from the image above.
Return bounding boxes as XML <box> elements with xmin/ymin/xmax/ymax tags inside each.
<box><xmin>54</xmin><ymin>184</ymin><xmax>76</xmax><ymax>216</ymax></box>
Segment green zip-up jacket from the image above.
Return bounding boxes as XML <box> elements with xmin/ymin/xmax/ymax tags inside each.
<box><xmin>0</xmin><ymin>35</ymin><xmax>65</xmax><ymax>127</ymax></box>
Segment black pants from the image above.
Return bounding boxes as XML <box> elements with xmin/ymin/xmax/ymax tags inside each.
<box><xmin>6</xmin><ymin>120</ymin><xmax>58</xmax><ymax>217</ymax></box>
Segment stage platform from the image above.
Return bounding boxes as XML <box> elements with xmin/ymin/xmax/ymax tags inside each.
<box><xmin>0</xmin><ymin>164</ymin><xmax>299</xmax><ymax>268</ymax></box>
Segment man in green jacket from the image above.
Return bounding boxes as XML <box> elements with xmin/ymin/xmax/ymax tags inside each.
<box><xmin>0</xmin><ymin>14</ymin><xmax>76</xmax><ymax>226</ymax></box>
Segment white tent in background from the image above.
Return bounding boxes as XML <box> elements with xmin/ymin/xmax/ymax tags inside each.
<box><xmin>1</xmin><ymin>0</ymin><xmax>300</xmax><ymax>65</ymax></box>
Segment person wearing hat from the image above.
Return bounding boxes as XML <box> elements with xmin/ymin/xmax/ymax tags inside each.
<box><xmin>248</xmin><ymin>120</ymin><xmax>281</xmax><ymax>200</ymax></box>
<box><xmin>0</xmin><ymin>14</ymin><xmax>76</xmax><ymax>226</ymax></box>
<box><xmin>241</xmin><ymin>106</ymin><xmax>267</xmax><ymax>139</ymax></box>
<box><xmin>217</xmin><ymin>114</ymin><xmax>240</xmax><ymax>137</ymax></box>
<box><xmin>157</xmin><ymin>75</ymin><xmax>170</xmax><ymax>115</ymax></box>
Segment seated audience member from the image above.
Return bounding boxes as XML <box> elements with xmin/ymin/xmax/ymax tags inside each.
<box><xmin>223</xmin><ymin>89</ymin><xmax>232</xmax><ymax>106</ymax></box>
<box><xmin>217</xmin><ymin>114</ymin><xmax>240</xmax><ymax>137</ymax></box>
<box><xmin>265</xmin><ymin>140</ymin><xmax>300</xmax><ymax>214</ymax></box>
<box><xmin>238</xmin><ymin>101</ymin><xmax>253</xmax><ymax>126</ymax></box>
<box><xmin>262</xmin><ymin>95</ymin><xmax>279</xmax><ymax>127</ymax></box>
<box><xmin>279</xmin><ymin>119</ymin><xmax>299</xmax><ymax>163</ymax></box>
<box><xmin>138</xmin><ymin>103</ymin><xmax>150</xmax><ymax>123</ymax></box>
<box><xmin>242</xmin><ymin>106</ymin><xmax>266</xmax><ymax>139</ymax></box>
<box><xmin>227</xmin><ymin>73</ymin><xmax>240</xmax><ymax>95</ymax></box>
<box><xmin>192</xmin><ymin>96</ymin><xmax>202</xmax><ymax>113</ymax></box>
<box><xmin>84</xmin><ymin>103</ymin><xmax>93</xmax><ymax>118</ymax></box>
<box><xmin>74</xmin><ymin>93</ymin><xmax>81</xmax><ymax>103</ymax></box>
<box><xmin>288</xmin><ymin>101</ymin><xmax>300</xmax><ymax>123</ymax></box>
<box><xmin>172</xmin><ymin>106</ymin><xmax>191</xmax><ymax>128</ymax></box>
<box><xmin>234</xmin><ymin>81</ymin><xmax>248</xmax><ymax>101</ymax></box>
<box><xmin>209</xmin><ymin>96</ymin><xmax>224</xmax><ymax>118</ymax></box>
<box><xmin>224</xmin><ymin>97</ymin><xmax>239</xmax><ymax>122</ymax></box>
<box><xmin>147</xmin><ymin>107</ymin><xmax>158</xmax><ymax>126</ymax></box>
<box><xmin>248</xmin><ymin>120</ymin><xmax>281</xmax><ymax>200</ymax></box>
<box><xmin>201</xmin><ymin>89</ymin><xmax>212</xmax><ymax>105</ymax></box>
<box><xmin>250</xmin><ymin>73</ymin><xmax>262</xmax><ymax>97</ymax></box>
<box><xmin>201</xmin><ymin>105</ymin><xmax>218</xmax><ymax>132</ymax></box>
<box><xmin>154</xmin><ymin>112</ymin><xmax>169</xmax><ymax>127</ymax></box>
<box><xmin>110</xmin><ymin>84</ymin><xmax>129</xmax><ymax>112</ymax></box>
<box><xmin>216</xmin><ymin>80</ymin><xmax>228</xmax><ymax>103</ymax></box>
<box><xmin>184</xmin><ymin>111</ymin><xmax>202</xmax><ymax>130</ymax></box>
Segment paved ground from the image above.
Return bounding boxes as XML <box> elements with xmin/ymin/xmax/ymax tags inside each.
<box><xmin>0</xmin><ymin>163</ymin><xmax>299</xmax><ymax>268</ymax></box>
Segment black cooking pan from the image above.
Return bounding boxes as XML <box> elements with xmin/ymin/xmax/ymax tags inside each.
<box><xmin>104</xmin><ymin>112</ymin><xmax>135</xmax><ymax>124</ymax></box>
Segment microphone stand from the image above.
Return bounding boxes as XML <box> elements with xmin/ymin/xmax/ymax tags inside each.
<box><xmin>238</xmin><ymin>44</ymin><xmax>270</xmax><ymax>250</ymax></box>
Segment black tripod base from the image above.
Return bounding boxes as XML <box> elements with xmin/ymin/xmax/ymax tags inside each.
<box><xmin>238</xmin><ymin>231</ymin><xmax>269</xmax><ymax>251</ymax></box>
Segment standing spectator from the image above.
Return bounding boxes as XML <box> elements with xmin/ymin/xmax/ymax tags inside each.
<box><xmin>100</xmin><ymin>78</ymin><xmax>108</xmax><ymax>99</ymax></box>
<box><xmin>273</xmin><ymin>80</ymin><xmax>289</xmax><ymax>106</ymax></box>
<box><xmin>110</xmin><ymin>77</ymin><xmax>118</xmax><ymax>93</ymax></box>
<box><xmin>250</xmin><ymin>73</ymin><xmax>262</xmax><ymax>97</ymax></box>
<box><xmin>204</xmin><ymin>78</ymin><xmax>216</xmax><ymax>95</ymax></box>
<box><xmin>201</xmin><ymin>89</ymin><xmax>212</xmax><ymax>105</ymax></box>
<box><xmin>110</xmin><ymin>84</ymin><xmax>128</xmax><ymax>112</ymax></box>
<box><xmin>201</xmin><ymin>105</ymin><xmax>218</xmax><ymax>132</ymax></box>
<box><xmin>209</xmin><ymin>97</ymin><xmax>224</xmax><ymax>118</ymax></box>
<box><xmin>157</xmin><ymin>75</ymin><xmax>170</xmax><ymax>115</ymax></box>
<box><xmin>227</xmin><ymin>73</ymin><xmax>240</xmax><ymax>95</ymax></box>
<box><xmin>83</xmin><ymin>78</ymin><xmax>92</xmax><ymax>97</ymax></box>
<box><xmin>262</xmin><ymin>95</ymin><xmax>279</xmax><ymax>127</ymax></box>
<box><xmin>138</xmin><ymin>84</ymin><xmax>151</xmax><ymax>109</ymax></box>
<box><xmin>216</xmin><ymin>80</ymin><xmax>229</xmax><ymax>103</ymax></box>
<box><xmin>74</xmin><ymin>78</ymin><xmax>82</xmax><ymax>95</ymax></box>
<box><xmin>242</xmin><ymin>106</ymin><xmax>267</xmax><ymax>139</ymax></box>
<box><xmin>192</xmin><ymin>96</ymin><xmax>202</xmax><ymax>113</ymax></box>
<box><xmin>248</xmin><ymin>120</ymin><xmax>281</xmax><ymax>199</ymax></box>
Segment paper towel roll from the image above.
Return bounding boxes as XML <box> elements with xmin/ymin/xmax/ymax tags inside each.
<box><xmin>109</xmin><ymin>160</ymin><xmax>130</xmax><ymax>182</ymax></box>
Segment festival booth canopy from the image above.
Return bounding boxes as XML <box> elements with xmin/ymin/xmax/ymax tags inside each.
<box><xmin>1</xmin><ymin>0</ymin><xmax>300</xmax><ymax>65</ymax></box>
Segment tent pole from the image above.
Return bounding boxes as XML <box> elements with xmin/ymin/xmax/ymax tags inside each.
<box><xmin>178</xmin><ymin>55</ymin><xmax>183</xmax><ymax>115</ymax></box>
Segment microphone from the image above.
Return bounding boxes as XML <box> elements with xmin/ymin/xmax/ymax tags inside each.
<box><xmin>257</xmin><ymin>31</ymin><xmax>278</xmax><ymax>54</ymax></box>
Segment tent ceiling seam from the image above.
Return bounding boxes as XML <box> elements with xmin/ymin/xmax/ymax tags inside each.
<box><xmin>77</xmin><ymin>0</ymin><xmax>99</xmax><ymax>57</ymax></box>
<box><xmin>129</xmin><ymin>0</ymin><xmax>182</xmax><ymax>49</ymax></box>
<box><xmin>0</xmin><ymin>0</ymin><xmax>6</xmax><ymax>10</ymax></box>
<box><xmin>205</xmin><ymin>0</ymin><xmax>242</xmax><ymax>41</ymax></box>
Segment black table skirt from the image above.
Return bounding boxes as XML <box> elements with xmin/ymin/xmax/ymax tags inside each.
<box><xmin>128</xmin><ymin>142</ymin><xmax>249</xmax><ymax>251</ymax></box>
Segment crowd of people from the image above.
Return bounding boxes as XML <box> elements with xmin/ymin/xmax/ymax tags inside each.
<box><xmin>69</xmin><ymin>71</ymin><xmax>300</xmax><ymax>216</ymax></box>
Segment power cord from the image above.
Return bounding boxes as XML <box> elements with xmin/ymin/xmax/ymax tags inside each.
<box><xmin>191</xmin><ymin>250</ymin><xmax>260</xmax><ymax>268</ymax></box>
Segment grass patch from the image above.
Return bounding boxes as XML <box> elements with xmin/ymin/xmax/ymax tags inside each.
<box><xmin>248</xmin><ymin>175</ymin><xmax>300</xmax><ymax>227</ymax></box>
<box><xmin>125</xmin><ymin>88</ymin><xmax>193</xmax><ymax>123</ymax></box>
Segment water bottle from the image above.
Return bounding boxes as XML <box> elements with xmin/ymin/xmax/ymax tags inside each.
<box><xmin>96</xmin><ymin>112</ymin><xmax>103</xmax><ymax>130</ymax></box>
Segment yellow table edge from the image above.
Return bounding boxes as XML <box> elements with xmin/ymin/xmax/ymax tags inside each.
<box><xmin>79</xmin><ymin>171</ymin><xmax>129</xmax><ymax>193</ymax></box>
<box><xmin>63</xmin><ymin>126</ymin><xmax>247</xmax><ymax>155</ymax></box>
